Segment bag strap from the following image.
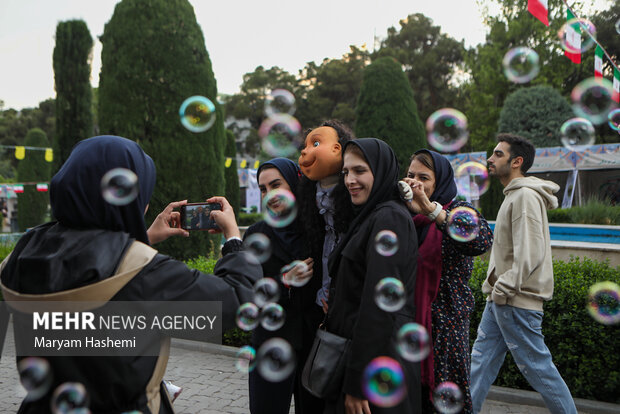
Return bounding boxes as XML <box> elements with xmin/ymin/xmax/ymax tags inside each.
<box><xmin>0</xmin><ymin>241</ymin><xmax>158</xmax><ymax>313</ymax></box>
<box><xmin>146</xmin><ymin>336</ymin><xmax>172</xmax><ymax>414</ymax></box>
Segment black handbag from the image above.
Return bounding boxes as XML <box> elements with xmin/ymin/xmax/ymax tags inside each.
<box><xmin>301</xmin><ymin>326</ymin><xmax>351</xmax><ymax>399</ymax></box>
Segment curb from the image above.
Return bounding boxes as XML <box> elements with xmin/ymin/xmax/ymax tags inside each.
<box><xmin>170</xmin><ymin>340</ymin><xmax>620</xmax><ymax>414</ymax></box>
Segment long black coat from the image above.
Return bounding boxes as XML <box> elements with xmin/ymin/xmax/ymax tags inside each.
<box><xmin>325</xmin><ymin>201</ymin><xmax>421</xmax><ymax>414</ymax></box>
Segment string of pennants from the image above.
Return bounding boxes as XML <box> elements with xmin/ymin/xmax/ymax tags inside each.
<box><xmin>225</xmin><ymin>157</ymin><xmax>261</xmax><ymax>169</ymax></box>
<box><xmin>1</xmin><ymin>145</ymin><xmax>54</xmax><ymax>162</ymax></box>
<box><xmin>0</xmin><ymin>182</ymin><xmax>49</xmax><ymax>193</ymax></box>
<box><xmin>528</xmin><ymin>0</ymin><xmax>620</xmax><ymax>101</ymax></box>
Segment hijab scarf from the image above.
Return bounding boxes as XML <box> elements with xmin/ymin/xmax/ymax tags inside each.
<box><xmin>411</xmin><ymin>149</ymin><xmax>457</xmax><ymax>390</ymax></box>
<box><xmin>257</xmin><ymin>158</ymin><xmax>305</xmax><ymax>260</ymax></box>
<box><xmin>328</xmin><ymin>138</ymin><xmax>400</xmax><ymax>277</ymax></box>
<box><xmin>50</xmin><ymin>136</ymin><xmax>156</xmax><ymax>245</ymax></box>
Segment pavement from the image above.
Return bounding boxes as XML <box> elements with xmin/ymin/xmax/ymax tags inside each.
<box><xmin>1</xmin><ymin>327</ymin><xmax>618</xmax><ymax>414</ymax></box>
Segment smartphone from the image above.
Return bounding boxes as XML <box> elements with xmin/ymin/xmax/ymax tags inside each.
<box><xmin>180</xmin><ymin>202</ymin><xmax>222</xmax><ymax>231</ymax></box>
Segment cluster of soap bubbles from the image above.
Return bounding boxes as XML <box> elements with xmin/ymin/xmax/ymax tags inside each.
<box><xmin>17</xmin><ymin>359</ymin><xmax>90</xmax><ymax>413</ymax></box>
<box><xmin>587</xmin><ymin>281</ymin><xmax>620</xmax><ymax>325</ymax></box>
<box><xmin>258</xmin><ymin>90</ymin><xmax>303</xmax><ymax>157</ymax></box>
<box><xmin>261</xmin><ymin>188</ymin><xmax>298</xmax><ymax>228</ymax></box>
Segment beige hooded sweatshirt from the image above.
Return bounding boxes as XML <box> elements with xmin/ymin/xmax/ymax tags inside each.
<box><xmin>482</xmin><ymin>176</ymin><xmax>560</xmax><ymax>311</ymax></box>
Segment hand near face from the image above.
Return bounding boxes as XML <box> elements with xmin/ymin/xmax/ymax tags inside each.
<box><xmin>147</xmin><ymin>200</ymin><xmax>189</xmax><ymax>244</ymax></box>
<box><xmin>401</xmin><ymin>178</ymin><xmax>433</xmax><ymax>215</ymax></box>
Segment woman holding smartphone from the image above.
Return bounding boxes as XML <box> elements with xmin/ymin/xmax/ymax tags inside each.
<box><xmin>246</xmin><ymin>158</ymin><xmax>324</xmax><ymax>414</ymax></box>
<box><xmin>325</xmin><ymin>139</ymin><xmax>421</xmax><ymax>414</ymax></box>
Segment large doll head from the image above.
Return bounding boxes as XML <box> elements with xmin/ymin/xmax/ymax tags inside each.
<box><xmin>298</xmin><ymin>120</ymin><xmax>354</xmax><ymax>181</ymax></box>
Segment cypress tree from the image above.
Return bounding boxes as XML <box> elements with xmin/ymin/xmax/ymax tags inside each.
<box><xmin>355</xmin><ymin>57</ymin><xmax>425</xmax><ymax>176</ymax></box>
<box><xmin>224</xmin><ymin>129</ymin><xmax>240</xmax><ymax>218</ymax></box>
<box><xmin>53</xmin><ymin>20</ymin><xmax>94</xmax><ymax>173</ymax></box>
<box><xmin>498</xmin><ymin>85</ymin><xmax>574</xmax><ymax>148</ymax></box>
<box><xmin>17</xmin><ymin>128</ymin><xmax>51</xmax><ymax>231</ymax></box>
<box><xmin>99</xmin><ymin>0</ymin><xmax>225</xmax><ymax>259</ymax></box>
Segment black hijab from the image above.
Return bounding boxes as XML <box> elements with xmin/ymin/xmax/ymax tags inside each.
<box><xmin>50</xmin><ymin>136</ymin><xmax>156</xmax><ymax>244</ymax></box>
<box><xmin>414</xmin><ymin>149</ymin><xmax>457</xmax><ymax>204</ymax></box>
<box><xmin>257</xmin><ymin>158</ymin><xmax>304</xmax><ymax>259</ymax></box>
<box><xmin>328</xmin><ymin>138</ymin><xmax>400</xmax><ymax>274</ymax></box>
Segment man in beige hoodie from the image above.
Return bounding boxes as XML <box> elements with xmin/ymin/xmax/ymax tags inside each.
<box><xmin>470</xmin><ymin>134</ymin><xmax>577</xmax><ymax>414</ymax></box>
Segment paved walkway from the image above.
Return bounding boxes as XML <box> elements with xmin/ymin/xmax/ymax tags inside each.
<box><xmin>0</xmin><ymin>328</ymin><xmax>616</xmax><ymax>413</ymax></box>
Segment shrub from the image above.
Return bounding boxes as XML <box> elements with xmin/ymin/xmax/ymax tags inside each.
<box><xmin>17</xmin><ymin>128</ymin><xmax>51</xmax><ymax>231</ymax></box>
<box><xmin>469</xmin><ymin>257</ymin><xmax>620</xmax><ymax>403</ymax></box>
<box><xmin>547</xmin><ymin>198</ymin><xmax>620</xmax><ymax>225</ymax></box>
<box><xmin>238</xmin><ymin>212</ymin><xmax>263</xmax><ymax>227</ymax></box>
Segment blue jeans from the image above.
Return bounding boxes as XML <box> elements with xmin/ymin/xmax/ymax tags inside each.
<box><xmin>470</xmin><ymin>302</ymin><xmax>577</xmax><ymax>414</ymax></box>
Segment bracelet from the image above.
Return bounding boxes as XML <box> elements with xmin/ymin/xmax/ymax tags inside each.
<box><xmin>426</xmin><ymin>202</ymin><xmax>443</xmax><ymax>221</ymax></box>
<box><xmin>436</xmin><ymin>210</ymin><xmax>450</xmax><ymax>232</ymax></box>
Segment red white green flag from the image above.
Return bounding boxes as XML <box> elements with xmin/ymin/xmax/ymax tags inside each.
<box><xmin>613</xmin><ymin>68</ymin><xmax>620</xmax><ymax>103</ymax></box>
<box><xmin>528</xmin><ymin>0</ymin><xmax>549</xmax><ymax>26</ymax></box>
<box><xmin>564</xmin><ymin>9</ymin><xmax>581</xmax><ymax>64</ymax></box>
<box><xmin>36</xmin><ymin>183</ymin><xmax>48</xmax><ymax>192</ymax></box>
<box><xmin>13</xmin><ymin>185</ymin><xmax>24</xmax><ymax>193</ymax></box>
<box><xmin>594</xmin><ymin>45</ymin><xmax>604</xmax><ymax>78</ymax></box>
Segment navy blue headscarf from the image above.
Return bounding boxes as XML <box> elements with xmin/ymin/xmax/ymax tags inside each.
<box><xmin>50</xmin><ymin>136</ymin><xmax>156</xmax><ymax>244</ymax></box>
<box><xmin>413</xmin><ymin>149</ymin><xmax>457</xmax><ymax>204</ymax></box>
<box><xmin>257</xmin><ymin>158</ymin><xmax>304</xmax><ymax>259</ymax></box>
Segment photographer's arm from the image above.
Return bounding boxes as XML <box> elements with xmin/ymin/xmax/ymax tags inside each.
<box><xmin>146</xmin><ymin>200</ymin><xmax>190</xmax><ymax>244</ymax></box>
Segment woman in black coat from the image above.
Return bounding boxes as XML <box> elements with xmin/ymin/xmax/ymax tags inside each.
<box><xmin>325</xmin><ymin>139</ymin><xmax>421</xmax><ymax>414</ymax></box>
<box><xmin>246</xmin><ymin>158</ymin><xmax>325</xmax><ymax>414</ymax></box>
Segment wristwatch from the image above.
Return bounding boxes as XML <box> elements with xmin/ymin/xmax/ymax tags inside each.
<box><xmin>425</xmin><ymin>201</ymin><xmax>443</xmax><ymax>221</ymax></box>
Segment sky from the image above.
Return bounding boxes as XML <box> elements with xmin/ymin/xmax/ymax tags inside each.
<box><xmin>0</xmin><ymin>0</ymin><xmax>610</xmax><ymax>111</ymax></box>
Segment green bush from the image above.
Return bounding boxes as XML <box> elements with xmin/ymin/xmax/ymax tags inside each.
<box><xmin>469</xmin><ymin>257</ymin><xmax>620</xmax><ymax>403</ymax></box>
<box><xmin>547</xmin><ymin>198</ymin><xmax>620</xmax><ymax>225</ymax></box>
<box><xmin>238</xmin><ymin>212</ymin><xmax>263</xmax><ymax>227</ymax></box>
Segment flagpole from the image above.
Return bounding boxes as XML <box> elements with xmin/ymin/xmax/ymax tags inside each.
<box><xmin>562</xmin><ymin>0</ymin><xmax>619</xmax><ymax>73</ymax></box>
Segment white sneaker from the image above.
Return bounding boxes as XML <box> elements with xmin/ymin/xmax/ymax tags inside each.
<box><xmin>164</xmin><ymin>380</ymin><xmax>183</xmax><ymax>403</ymax></box>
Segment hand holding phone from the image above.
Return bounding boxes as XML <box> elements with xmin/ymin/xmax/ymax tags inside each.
<box><xmin>206</xmin><ymin>196</ymin><xmax>241</xmax><ymax>240</ymax></box>
<box><xmin>180</xmin><ymin>202</ymin><xmax>222</xmax><ymax>231</ymax></box>
<box><xmin>147</xmin><ymin>200</ymin><xmax>190</xmax><ymax>244</ymax></box>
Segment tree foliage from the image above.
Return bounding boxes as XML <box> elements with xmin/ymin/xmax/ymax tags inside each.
<box><xmin>99</xmin><ymin>0</ymin><xmax>225</xmax><ymax>259</ymax></box>
<box><xmin>355</xmin><ymin>57</ymin><xmax>426</xmax><ymax>176</ymax></box>
<box><xmin>375</xmin><ymin>13</ymin><xmax>465</xmax><ymax>123</ymax></box>
<box><xmin>224</xmin><ymin>129</ymin><xmax>240</xmax><ymax>218</ymax></box>
<box><xmin>17</xmin><ymin>128</ymin><xmax>51</xmax><ymax>231</ymax></box>
<box><xmin>53</xmin><ymin>19</ymin><xmax>94</xmax><ymax>173</ymax></box>
<box><xmin>498</xmin><ymin>85</ymin><xmax>573</xmax><ymax>147</ymax></box>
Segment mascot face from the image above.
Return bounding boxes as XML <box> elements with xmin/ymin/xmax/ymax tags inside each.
<box><xmin>298</xmin><ymin>126</ymin><xmax>342</xmax><ymax>181</ymax></box>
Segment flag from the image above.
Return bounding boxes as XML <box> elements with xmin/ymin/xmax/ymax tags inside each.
<box><xmin>594</xmin><ymin>46</ymin><xmax>604</xmax><ymax>78</ymax></box>
<box><xmin>45</xmin><ymin>148</ymin><xmax>53</xmax><ymax>162</ymax></box>
<box><xmin>564</xmin><ymin>9</ymin><xmax>581</xmax><ymax>64</ymax></box>
<box><xmin>240</xmin><ymin>159</ymin><xmax>247</xmax><ymax>168</ymax></box>
<box><xmin>253</xmin><ymin>160</ymin><xmax>260</xmax><ymax>169</ymax></box>
<box><xmin>15</xmin><ymin>146</ymin><xmax>25</xmax><ymax>160</ymax></box>
<box><xmin>36</xmin><ymin>183</ymin><xmax>48</xmax><ymax>192</ymax></box>
<box><xmin>13</xmin><ymin>185</ymin><xmax>24</xmax><ymax>193</ymax></box>
<box><xmin>528</xmin><ymin>0</ymin><xmax>549</xmax><ymax>26</ymax></box>
<box><xmin>613</xmin><ymin>68</ymin><xmax>620</xmax><ymax>103</ymax></box>
<box><xmin>225</xmin><ymin>157</ymin><xmax>232</xmax><ymax>168</ymax></box>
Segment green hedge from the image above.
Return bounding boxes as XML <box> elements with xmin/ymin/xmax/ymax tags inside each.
<box><xmin>238</xmin><ymin>212</ymin><xmax>263</xmax><ymax>227</ymax></box>
<box><xmin>547</xmin><ymin>199</ymin><xmax>620</xmax><ymax>225</ymax></box>
<box><xmin>469</xmin><ymin>257</ymin><xmax>620</xmax><ymax>404</ymax></box>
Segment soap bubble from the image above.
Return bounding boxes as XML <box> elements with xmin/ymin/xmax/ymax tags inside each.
<box><xmin>258</xmin><ymin>114</ymin><xmax>303</xmax><ymax>157</ymax></box>
<box><xmin>243</xmin><ymin>233</ymin><xmax>272</xmax><ymax>264</ymax></box>
<box><xmin>587</xmin><ymin>281</ymin><xmax>620</xmax><ymax>325</ymax></box>
<box><xmin>235</xmin><ymin>345</ymin><xmax>257</xmax><ymax>373</ymax></box>
<box><xmin>101</xmin><ymin>168</ymin><xmax>139</xmax><ymax>206</ymax></box>
<box><xmin>616</xmin><ymin>19</ymin><xmax>620</xmax><ymax>34</ymax></box>
<box><xmin>375</xmin><ymin>230</ymin><xmax>399</xmax><ymax>256</ymax></box>
<box><xmin>262</xmin><ymin>188</ymin><xmax>297</xmax><ymax>228</ymax></box>
<box><xmin>253</xmin><ymin>278</ymin><xmax>280</xmax><ymax>308</ymax></box>
<box><xmin>265</xmin><ymin>89</ymin><xmax>296</xmax><ymax>117</ymax></box>
<box><xmin>502</xmin><ymin>47</ymin><xmax>540</xmax><ymax>84</ymax></box>
<box><xmin>179</xmin><ymin>95</ymin><xmax>216</xmax><ymax>133</ymax></box>
<box><xmin>362</xmin><ymin>357</ymin><xmax>407</xmax><ymax>407</ymax></box>
<box><xmin>432</xmin><ymin>382</ymin><xmax>464</xmax><ymax>414</ymax></box>
<box><xmin>260</xmin><ymin>302</ymin><xmax>286</xmax><ymax>331</ymax></box>
<box><xmin>18</xmin><ymin>357</ymin><xmax>52</xmax><ymax>402</ymax></box>
<box><xmin>426</xmin><ymin>108</ymin><xmax>468</xmax><ymax>153</ymax></box>
<box><xmin>256</xmin><ymin>338</ymin><xmax>296</xmax><ymax>382</ymax></box>
<box><xmin>375</xmin><ymin>277</ymin><xmax>406</xmax><ymax>312</ymax></box>
<box><xmin>608</xmin><ymin>109</ymin><xmax>620</xmax><ymax>131</ymax></box>
<box><xmin>396</xmin><ymin>323</ymin><xmax>430</xmax><ymax>362</ymax></box>
<box><xmin>236</xmin><ymin>302</ymin><xmax>260</xmax><ymax>331</ymax></box>
<box><xmin>51</xmin><ymin>382</ymin><xmax>89</xmax><ymax>414</ymax></box>
<box><xmin>280</xmin><ymin>260</ymin><xmax>311</xmax><ymax>287</ymax></box>
<box><xmin>571</xmin><ymin>77</ymin><xmax>616</xmax><ymax>125</ymax></box>
<box><xmin>560</xmin><ymin>118</ymin><xmax>596</xmax><ymax>151</ymax></box>
<box><xmin>447</xmin><ymin>206</ymin><xmax>480</xmax><ymax>242</ymax></box>
<box><xmin>558</xmin><ymin>18</ymin><xmax>597</xmax><ymax>54</ymax></box>
<box><xmin>455</xmin><ymin>162</ymin><xmax>489</xmax><ymax>199</ymax></box>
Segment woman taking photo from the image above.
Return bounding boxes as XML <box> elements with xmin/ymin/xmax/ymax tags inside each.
<box><xmin>325</xmin><ymin>138</ymin><xmax>421</xmax><ymax>414</ymax></box>
<box><xmin>402</xmin><ymin>149</ymin><xmax>493</xmax><ymax>413</ymax></box>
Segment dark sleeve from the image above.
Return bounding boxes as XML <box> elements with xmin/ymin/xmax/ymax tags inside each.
<box><xmin>440</xmin><ymin>201</ymin><xmax>493</xmax><ymax>257</ymax></box>
<box><xmin>133</xmin><ymin>251</ymin><xmax>262</xmax><ymax>332</ymax></box>
<box><xmin>342</xmin><ymin>207</ymin><xmax>418</xmax><ymax>398</ymax></box>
